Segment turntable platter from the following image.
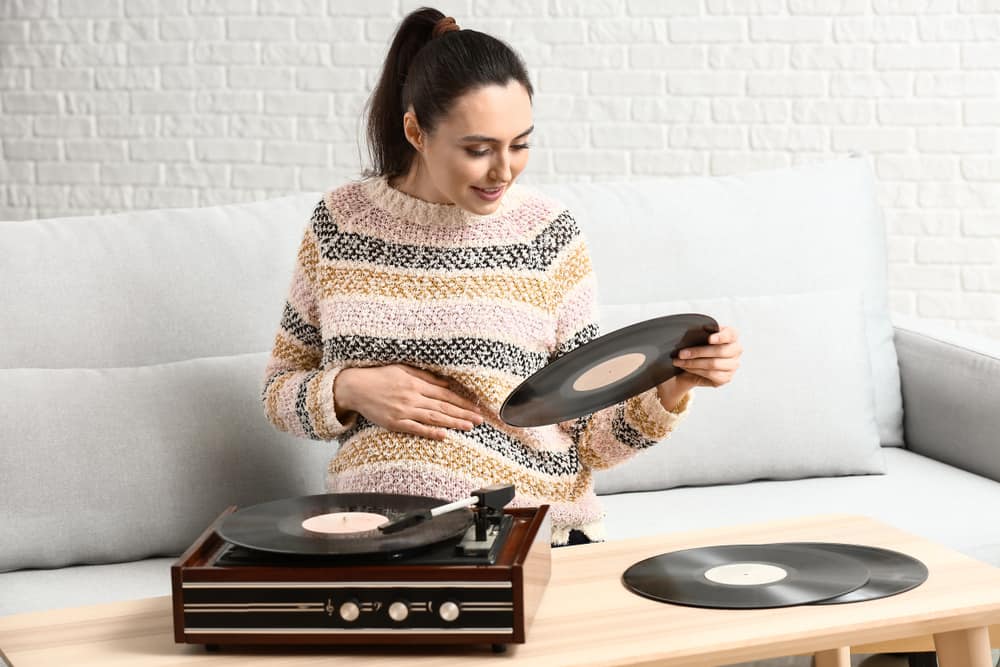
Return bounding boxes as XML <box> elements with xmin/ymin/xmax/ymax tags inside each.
<box><xmin>216</xmin><ymin>493</ymin><xmax>474</xmax><ymax>556</ymax></box>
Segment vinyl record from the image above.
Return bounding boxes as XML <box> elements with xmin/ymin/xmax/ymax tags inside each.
<box><xmin>621</xmin><ymin>544</ymin><xmax>871</xmax><ymax>609</ymax></box>
<box><xmin>782</xmin><ymin>542</ymin><xmax>928</xmax><ymax>604</ymax></box>
<box><xmin>500</xmin><ymin>313</ymin><xmax>719</xmax><ymax>427</ymax></box>
<box><xmin>216</xmin><ymin>493</ymin><xmax>473</xmax><ymax>557</ymax></box>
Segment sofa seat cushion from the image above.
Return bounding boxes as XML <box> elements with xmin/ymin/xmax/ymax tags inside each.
<box><xmin>5</xmin><ymin>449</ymin><xmax>996</xmax><ymax>619</ymax></box>
<box><xmin>0</xmin><ymin>557</ymin><xmax>175</xmax><ymax>616</ymax></box>
<box><xmin>601</xmin><ymin>447</ymin><xmax>1000</xmax><ymax>567</ymax></box>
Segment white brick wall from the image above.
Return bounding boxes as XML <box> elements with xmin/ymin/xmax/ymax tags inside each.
<box><xmin>1</xmin><ymin>0</ymin><xmax>998</xmax><ymax>337</ymax></box>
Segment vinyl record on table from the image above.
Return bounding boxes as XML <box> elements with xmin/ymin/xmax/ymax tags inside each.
<box><xmin>500</xmin><ymin>313</ymin><xmax>719</xmax><ymax>427</ymax></box>
<box><xmin>781</xmin><ymin>542</ymin><xmax>928</xmax><ymax>604</ymax></box>
<box><xmin>621</xmin><ymin>544</ymin><xmax>871</xmax><ymax>609</ymax></box>
<box><xmin>216</xmin><ymin>493</ymin><xmax>473</xmax><ymax>557</ymax></box>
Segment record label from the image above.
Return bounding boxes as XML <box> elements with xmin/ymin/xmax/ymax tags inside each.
<box><xmin>301</xmin><ymin>511</ymin><xmax>389</xmax><ymax>535</ymax></box>
<box><xmin>572</xmin><ymin>352</ymin><xmax>647</xmax><ymax>391</ymax></box>
<box><xmin>704</xmin><ymin>563</ymin><xmax>788</xmax><ymax>586</ymax></box>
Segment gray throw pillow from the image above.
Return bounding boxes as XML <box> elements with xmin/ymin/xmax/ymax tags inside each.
<box><xmin>594</xmin><ymin>289</ymin><xmax>885</xmax><ymax>495</ymax></box>
<box><xmin>0</xmin><ymin>352</ymin><xmax>331</xmax><ymax>573</ymax></box>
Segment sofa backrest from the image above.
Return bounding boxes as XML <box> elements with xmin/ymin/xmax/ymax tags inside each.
<box><xmin>1</xmin><ymin>157</ymin><xmax>900</xmax><ymax>570</ymax></box>
<box><xmin>1</xmin><ymin>194</ymin><xmax>331</xmax><ymax>572</ymax></box>
<box><xmin>1</xmin><ymin>193</ymin><xmax>320</xmax><ymax>369</ymax></box>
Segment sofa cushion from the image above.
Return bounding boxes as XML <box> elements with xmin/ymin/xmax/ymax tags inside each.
<box><xmin>593</xmin><ymin>289</ymin><xmax>884</xmax><ymax>495</ymax></box>
<box><xmin>0</xmin><ymin>193</ymin><xmax>320</xmax><ymax>369</ymax></box>
<box><xmin>0</xmin><ymin>557</ymin><xmax>175</xmax><ymax>617</ymax></box>
<box><xmin>535</xmin><ymin>156</ymin><xmax>903</xmax><ymax>447</ymax></box>
<box><xmin>0</xmin><ymin>352</ymin><xmax>331</xmax><ymax>573</ymax></box>
<box><xmin>3</xmin><ymin>450</ymin><xmax>996</xmax><ymax>621</ymax></box>
<box><xmin>599</xmin><ymin>448</ymin><xmax>1000</xmax><ymax>569</ymax></box>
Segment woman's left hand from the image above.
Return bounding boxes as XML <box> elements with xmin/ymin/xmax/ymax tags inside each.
<box><xmin>671</xmin><ymin>325</ymin><xmax>742</xmax><ymax>389</ymax></box>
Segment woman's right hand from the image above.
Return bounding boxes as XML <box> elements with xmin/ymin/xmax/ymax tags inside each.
<box><xmin>333</xmin><ymin>364</ymin><xmax>485</xmax><ymax>441</ymax></box>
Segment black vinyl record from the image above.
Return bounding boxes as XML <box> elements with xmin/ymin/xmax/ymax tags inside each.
<box><xmin>622</xmin><ymin>544</ymin><xmax>871</xmax><ymax>609</ymax></box>
<box><xmin>500</xmin><ymin>313</ymin><xmax>719</xmax><ymax>427</ymax></box>
<box><xmin>216</xmin><ymin>493</ymin><xmax>473</xmax><ymax>557</ymax></box>
<box><xmin>782</xmin><ymin>542</ymin><xmax>928</xmax><ymax>604</ymax></box>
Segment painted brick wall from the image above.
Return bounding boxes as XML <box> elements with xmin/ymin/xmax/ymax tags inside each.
<box><xmin>1</xmin><ymin>0</ymin><xmax>998</xmax><ymax>336</ymax></box>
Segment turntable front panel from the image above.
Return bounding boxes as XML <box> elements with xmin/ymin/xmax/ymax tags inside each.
<box><xmin>181</xmin><ymin>580</ymin><xmax>515</xmax><ymax>635</ymax></box>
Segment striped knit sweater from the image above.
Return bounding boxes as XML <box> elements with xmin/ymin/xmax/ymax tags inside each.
<box><xmin>261</xmin><ymin>176</ymin><xmax>693</xmax><ymax>545</ymax></box>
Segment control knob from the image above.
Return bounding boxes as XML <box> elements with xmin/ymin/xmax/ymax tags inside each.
<box><xmin>438</xmin><ymin>600</ymin><xmax>461</xmax><ymax>622</ymax></box>
<box><xmin>388</xmin><ymin>600</ymin><xmax>409</xmax><ymax>622</ymax></box>
<box><xmin>338</xmin><ymin>600</ymin><xmax>360</xmax><ymax>622</ymax></box>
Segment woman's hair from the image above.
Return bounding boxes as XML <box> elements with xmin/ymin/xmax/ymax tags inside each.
<box><xmin>363</xmin><ymin>7</ymin><xmax>534</xmax><ymax>179</ymax></box>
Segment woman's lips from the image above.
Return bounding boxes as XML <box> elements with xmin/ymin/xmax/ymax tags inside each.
<box><xmin>471</xmin><ymin>185</ymin><xmax>506</xmax><ymax>201</ymax></box>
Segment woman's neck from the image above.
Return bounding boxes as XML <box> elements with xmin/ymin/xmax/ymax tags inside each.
<box><xmin>388</xmin><ymin>163</ymin><xmax>453</xmax><ymax>205</ymax></box>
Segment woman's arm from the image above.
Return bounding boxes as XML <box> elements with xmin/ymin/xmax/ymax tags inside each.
<box><xmin>547</xmin><ymin>212</ymin><xmax>694</xmax><ymax>470</ymax></box>
<box><xmin>261</xmin><ymin>203</ymin><xmax>357</xmax><ymax>440</ymax></box>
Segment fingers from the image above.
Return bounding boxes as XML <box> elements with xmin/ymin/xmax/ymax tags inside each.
<box><xmin>396</xmin><ymin>419</ymin><xmax>449</xmax><ymax>442</ymax></box>
<box><xmin>673</xmin><ymin>356</ymin><xmax>740</xmax><ymax>371</ymax></box>
<box><xmin>710</xmin><ymin>325</ymin><xmax>739</xmax><ymax>344</ymax></box>
<box><xmin>424</xmin><ymin>385</ymin><xmax>486</xmax><ymax>423</ymax></box>
<box><xmin>400</xmin><ymin>365</ymin><xmax>451</xmax><ymax>387</ymax></box>
<box><xmin>416</xmin><ymin>408</ymin><xmax>478</xmax><ymax>432</ymax></box>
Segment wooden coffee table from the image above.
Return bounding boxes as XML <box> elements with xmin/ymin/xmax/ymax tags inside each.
<box><xmin>2</xmin><ymin>514</ymin><xmax>999</xmax><ymax>666</ymax></box>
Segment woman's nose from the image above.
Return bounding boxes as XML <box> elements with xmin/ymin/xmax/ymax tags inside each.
<box><xmin>490</xmin><ymin>155</ymin><xmax>512</xmax><ymax>183</ymax></box>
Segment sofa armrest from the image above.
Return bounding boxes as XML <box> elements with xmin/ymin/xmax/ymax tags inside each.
<box><xmin>893</xmin><ymin>313</ymin><xmax>1000</xmax><ymax>482</ymax></box>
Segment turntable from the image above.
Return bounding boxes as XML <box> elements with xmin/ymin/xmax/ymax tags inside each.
<box><xmin>171</xmin><ymin>484</ymin><xmax>550</xmax><ymax>653</ymax></box>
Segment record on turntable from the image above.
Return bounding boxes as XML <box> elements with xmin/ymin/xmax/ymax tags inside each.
<box><xmin>621</xmin><ymin>543</ymin><xmax>871</xmax><ymax>609</ymax></box>
<box><xmin>500</xmin><ymin>313</ymin><xmax>719</xmax><ymax>427</ymax></box>
<box><xmin>216</xmin><ymin>492</ymin><xmax>475</xmax><ymax>557</ymax></box>
<box><xmin>780</xmin><ymin>542</ymin><xmax>928</xmax><ymax>604</ymax></box>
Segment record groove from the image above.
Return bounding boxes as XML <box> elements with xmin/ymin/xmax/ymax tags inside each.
<box><xmin>782</xmin><ymin>542</ymin><xmax>928</xmax><ymax>604</ymax></box>
<box><xmin>217</xmin><ymin>493</ymin><xmax>473</xmax><ymax>557</ymax></box>
<box><xmin>621</xmin><ymin>544</ymin><xmax>871</xmax><ymax>609</ymax></box>
<box><xmin>500</xmin><ymin>313</ymin><xmax>719</xmax><ymax>427</ymax></box>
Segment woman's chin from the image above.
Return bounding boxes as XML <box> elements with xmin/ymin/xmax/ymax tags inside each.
<box><xmin>462</xmin><ymin>194</ymin><xmax>504</xmax><ymax>216</ymax></box>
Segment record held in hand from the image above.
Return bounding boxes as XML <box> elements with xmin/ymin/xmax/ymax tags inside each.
<box><xmin>500</xmin><ymin>313</ymin><xmax>719</xmax><ymax>427</ymax></box>
<box><xmin>216</xmin><ymin>493</ymin><xmax>473</xmax><ymax>557</ymax></box>
<box><xmin>783</xmin><ymin>542</ymin><xmax>928</xmax><ymax>604</ymax></box>
<box><xmin>621</xmin><ymin>544</ymin><xmax>871</xmax><ymax>609</ymax></box>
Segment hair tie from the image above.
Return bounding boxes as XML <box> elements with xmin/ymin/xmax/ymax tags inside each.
<box><xmin>432</xmin><ymin>16</ymin><xmax>460</xmax><ymax>38</ymax></box>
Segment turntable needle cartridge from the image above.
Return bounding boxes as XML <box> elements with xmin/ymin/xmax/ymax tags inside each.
<box><xmin>377</xmin><ymin>496</ymin><xmax>479</xmax><ymax>534</ymax></box>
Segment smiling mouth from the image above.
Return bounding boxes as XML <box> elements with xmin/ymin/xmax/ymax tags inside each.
<box><xmin>473</xmin><ymin>185</ymin><xmax>505</xmax><ymax>193</ymax></box>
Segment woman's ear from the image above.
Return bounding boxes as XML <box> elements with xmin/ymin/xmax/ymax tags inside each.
<box><xmin>402</xmin><ymin>110</ymin><xmax>424</xmax><ymax>153</ymax></box>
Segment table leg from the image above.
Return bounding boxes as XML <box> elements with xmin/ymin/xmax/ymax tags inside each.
<box><xmin>813</xmin><ymin>647</ymin><xmax>850</xmax><ymax>667</ymax></box>
<box><xmin>933</xmin><ymin>626</ymin><xmax>993</xmax><ymax>667</ymax></box>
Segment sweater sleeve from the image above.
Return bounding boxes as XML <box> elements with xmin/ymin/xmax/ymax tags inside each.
<box><xmin>548</xmin><ymin>211</ymin><xmax>692</xmax><ymax>470</ymax></box>
<box><xmin>261</xmin><ymin>200</ymin><xmax>357</xmax><ymax>441</ymax></box>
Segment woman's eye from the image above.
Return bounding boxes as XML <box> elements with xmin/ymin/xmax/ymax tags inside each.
<box><xmin>513</xmin><ymin>143</ymin><xmax>530</xmax><ymax>151</ymax></box>
<box><xmin>466</xmin><ymin>148</ymin><xmax>489</xmax><ymax>157</ymax></box>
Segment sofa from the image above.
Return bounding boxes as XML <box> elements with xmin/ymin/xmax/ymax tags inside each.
<box><xmin>2</xmin><ymin>156</ymin><xmax>999</xmax><ymax>667</ymax></box>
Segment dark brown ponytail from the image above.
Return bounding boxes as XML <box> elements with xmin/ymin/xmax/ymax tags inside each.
<box><xmin>363</xmin><ymin>7</ymin><xmax>533</xmax><ymax>180</ymax></box>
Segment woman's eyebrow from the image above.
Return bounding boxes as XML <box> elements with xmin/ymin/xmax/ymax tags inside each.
<box><xmin>460</xmin><ymin>125</ymin><xmax>534</xmax><ymax>142</ymax></box>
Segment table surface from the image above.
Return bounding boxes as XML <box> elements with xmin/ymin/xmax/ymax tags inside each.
<box><xmin>3</xmin><ymin>514</ymin><xmax>1000</xmax><ymax>667</ymax></box>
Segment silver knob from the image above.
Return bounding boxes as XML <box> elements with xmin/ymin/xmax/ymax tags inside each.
<box><xmin>439</xmin><ymin>600</ymin><xmax>461</xmax><ymax>622</ymax></box>
<box><xmin>338</xmin><ymin>600</ymin><xmax>360</xmax><ymax>622</ymax></box>
<box><xmin>388</xmin><ymin>601</ymin><xmax>409</xmax><ymax>622</ymax></box>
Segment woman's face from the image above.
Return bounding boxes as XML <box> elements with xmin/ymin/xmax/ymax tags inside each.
<box><xmin>401</xmin><ymin>80</ymin><xmax>533</xmax><ymax>215</ymax></box>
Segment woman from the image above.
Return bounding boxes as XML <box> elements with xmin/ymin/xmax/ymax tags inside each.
<box><xmin>262</xmin><ymin>7</ymin><xmax>742</xmax><ymax>546</ymax></box>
